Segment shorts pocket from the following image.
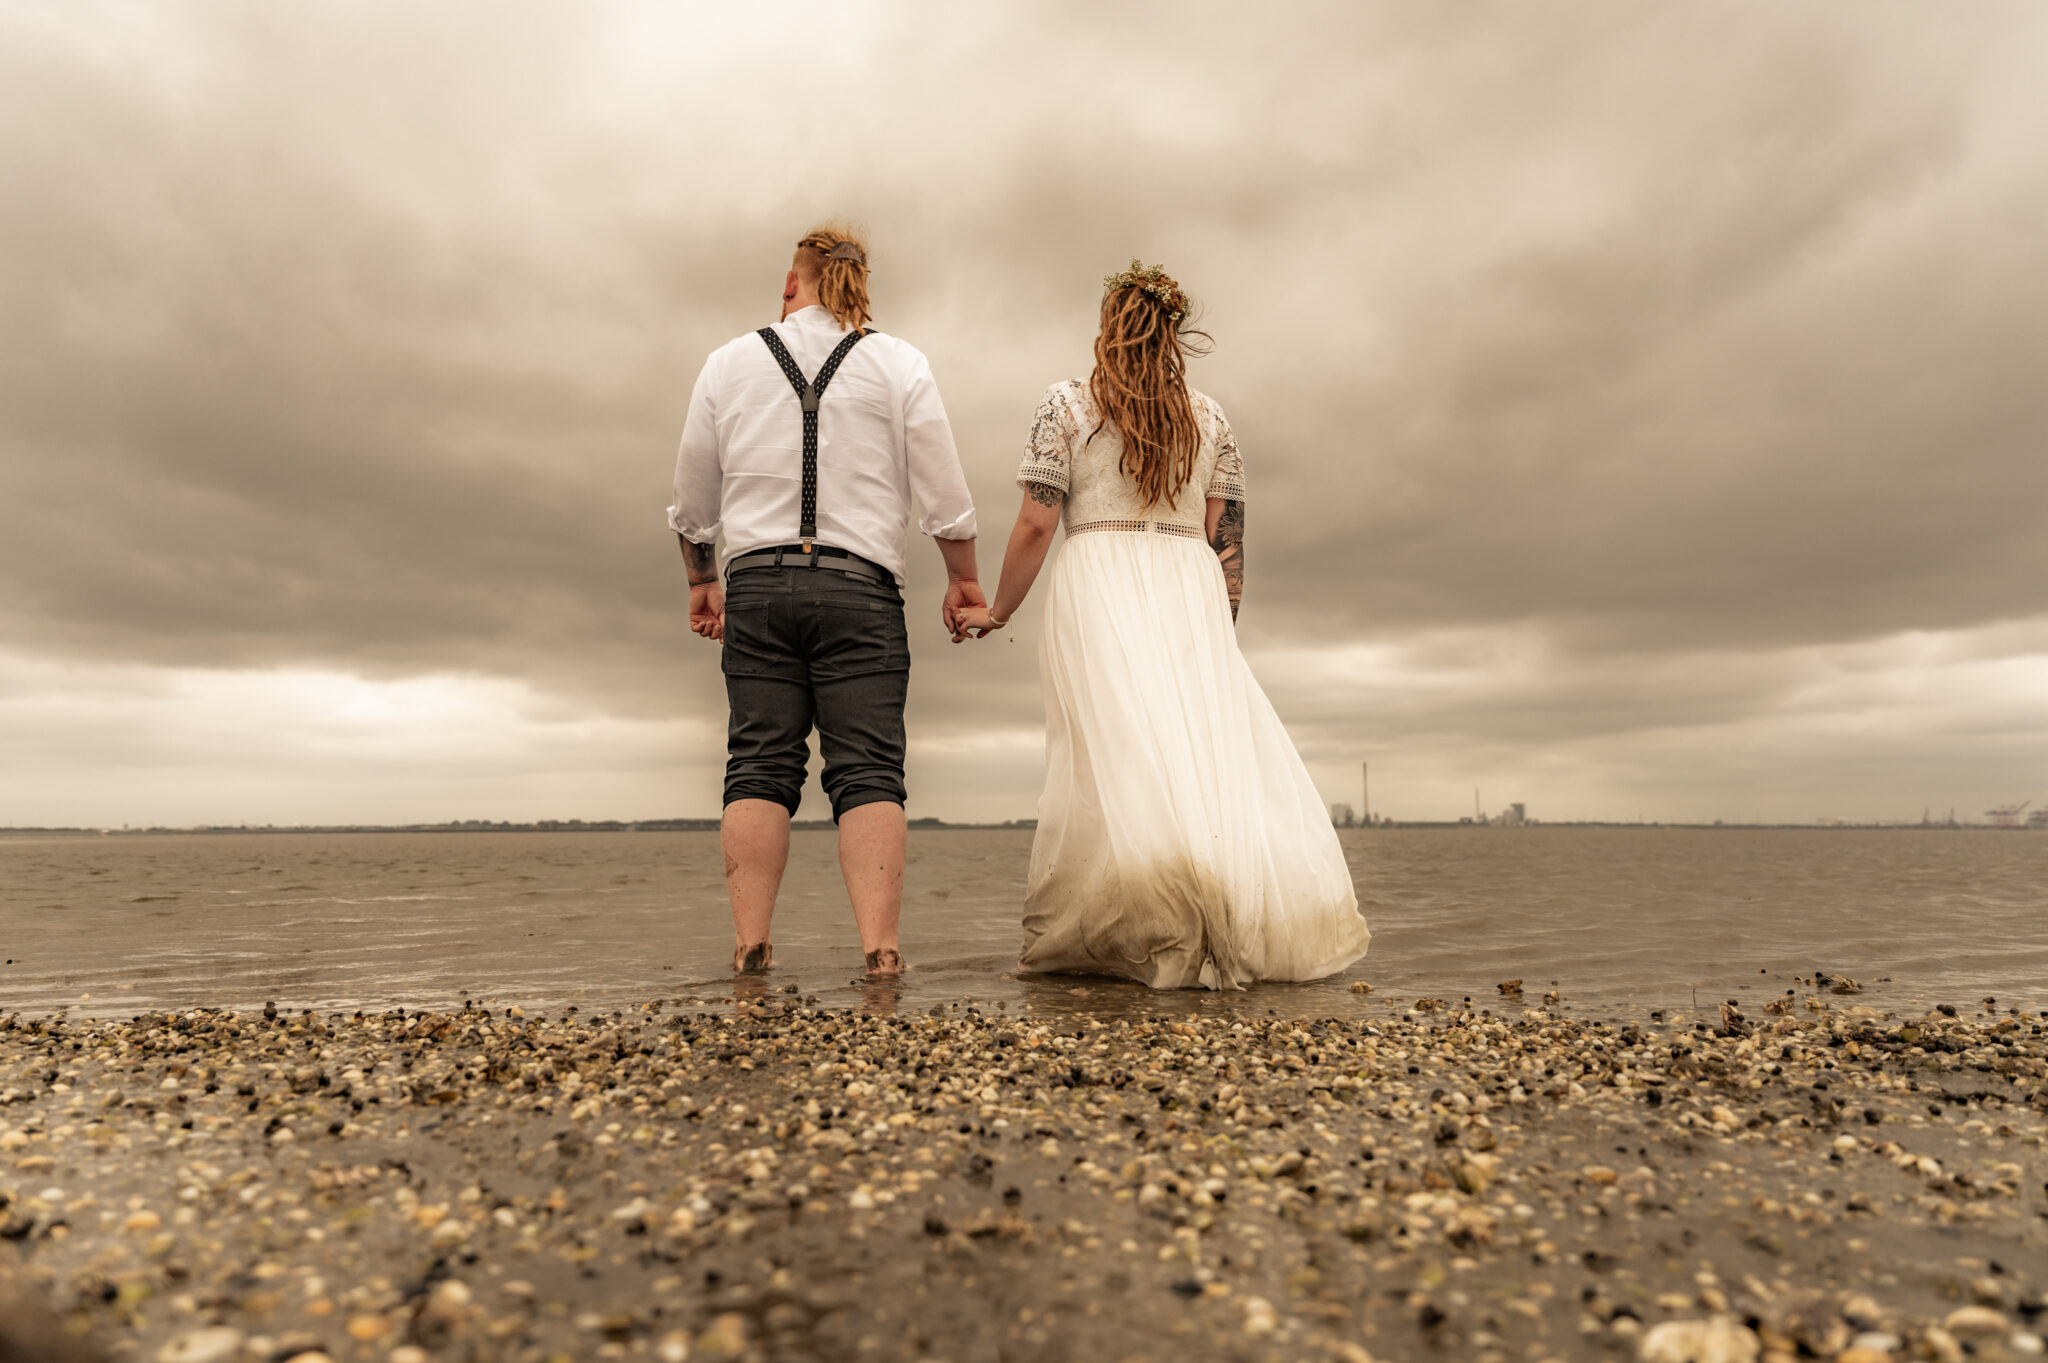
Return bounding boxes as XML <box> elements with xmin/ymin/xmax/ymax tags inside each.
<box><xmin>810</xmin><ymin>594</ymin><xmax>909</xmax><ymax>679</ymax></box>
<box><xmin>720</xmin><ymin>597</ymin><xmax>802</xmax><ymax>679</ymax></box>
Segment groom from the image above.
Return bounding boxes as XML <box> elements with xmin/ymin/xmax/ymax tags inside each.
<box><xmin>668</xmin><ymin>225</ymin><xmax>984</xmax><ymax>976</ymax></box>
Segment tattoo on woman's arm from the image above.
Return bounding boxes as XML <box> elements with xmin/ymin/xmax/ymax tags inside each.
<box><xmin>1025</xmin><ymin>481</ymin><xmax>1066</xmax><ymax>509</ymax></box>
<box><xmin>679</xmin><ymin>535</ymin><xmax>718</xmax><ymax>586</ymax></box>
<box><xmin>1211</xmin><ymin>499</ymin><xmax>1244</xmax><ymax>621</ymax></box>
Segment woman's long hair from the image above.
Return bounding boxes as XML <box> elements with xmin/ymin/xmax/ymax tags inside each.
<box><xmin>795</xmin><ymin>224</ymin><xmax>872</xmax><ymax>332</ymax></box>
<box><xmin>1087</xmin><ymin>261</ymin><xmax>1211</xmax><ymax>510</ymax></box>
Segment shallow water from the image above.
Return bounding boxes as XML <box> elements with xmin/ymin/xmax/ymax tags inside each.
<box><xmin>1</xmin><ymin>827</ymin><xmax>2045</xmax><ymax>1021</ymax></box>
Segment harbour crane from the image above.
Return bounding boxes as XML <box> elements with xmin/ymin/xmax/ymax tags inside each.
<box><xmin>1988</xmin><ymin>800</ymin><xmax>2033</xmax><ymax>828</ymax></box>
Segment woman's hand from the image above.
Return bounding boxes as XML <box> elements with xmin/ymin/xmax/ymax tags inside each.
<box><xmin>951</xmin><ymin>605</ymin><xmax>1004</xmax><ymax>642</ymax></box>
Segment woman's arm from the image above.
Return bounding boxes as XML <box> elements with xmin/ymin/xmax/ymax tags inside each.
<box><xmin>954</xmin><ymin>484</ymin><xmax>1062</xmax><ymax>639</ymax></box>
<box><xmin>1205</xmin><ymin>495</ymin><xmax>1245</xmax><ymax>622</ymax></box>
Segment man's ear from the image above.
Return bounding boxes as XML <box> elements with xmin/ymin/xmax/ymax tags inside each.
<box><xmin>783</xmin><ymin>269</ymin><xmax>800</xmax><ymax>302</ymax></box>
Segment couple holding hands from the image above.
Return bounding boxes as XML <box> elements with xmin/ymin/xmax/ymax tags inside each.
<box><xmin>668</xmin><ymin>225</ymin><xmax>1368</xmax><ymax>992</ymax></box>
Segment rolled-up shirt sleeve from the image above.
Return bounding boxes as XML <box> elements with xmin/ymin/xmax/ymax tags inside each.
<box><xmin>667</xmin><ymin>352</ymin><xmax>722</xmax><ymax>542</ymax></box>
<box><xmin>902</xmin><ymin>354</ymin><xmax>978</xmax><ymax>540</ymax></box>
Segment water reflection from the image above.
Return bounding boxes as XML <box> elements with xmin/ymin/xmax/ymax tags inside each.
<box><xmin>853</xmin><ymin>975</ymin><xmax>904</xmax><ymax>1016</ymax></box>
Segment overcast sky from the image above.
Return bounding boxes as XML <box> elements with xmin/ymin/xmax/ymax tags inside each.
<box><xmin>3</xmin><ymin>0</ymin><xmax>2046</xmax><ymax>827</ymax></box>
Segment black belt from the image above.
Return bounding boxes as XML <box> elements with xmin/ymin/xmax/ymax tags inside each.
<box><xmin>727</xmin><ymin>544</ymin><xmax>892</xmax><ymax>585</ymax></box>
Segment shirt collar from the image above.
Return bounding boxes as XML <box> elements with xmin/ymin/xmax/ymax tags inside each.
<box><xmin>786</xmin><ymin>304</ymin><xmax>847</xmax><ymax>331</ymax></box>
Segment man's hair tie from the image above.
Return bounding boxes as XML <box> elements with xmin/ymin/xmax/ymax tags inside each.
<box><xmin>825</xmin><ymin>241</ymin><xmax>866</xmax><ymax>265</ymax></box>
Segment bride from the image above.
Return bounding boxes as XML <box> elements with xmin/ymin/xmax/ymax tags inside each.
<box><xmin>954</xmin><ymin>262</ymin><xmax>1370</xmax><ymax>989</ymax></box>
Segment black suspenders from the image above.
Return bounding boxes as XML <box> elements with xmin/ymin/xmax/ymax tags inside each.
<box><xmin>756</xmin><ymin>326</ymin><xmax>869</xmax><ymax>553</ymax></box>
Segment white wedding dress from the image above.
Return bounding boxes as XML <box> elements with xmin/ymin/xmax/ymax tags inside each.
<box><xmin>1014</xmin><ymin>380</ymin><xmax>1370</xmax><ymax>989</ymax></box>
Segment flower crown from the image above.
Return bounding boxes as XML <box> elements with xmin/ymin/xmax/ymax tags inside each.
<box><xmin>1102</xmin><ymin>259</ymin><xmax>1189</xmax><ymax>321</ymax></box>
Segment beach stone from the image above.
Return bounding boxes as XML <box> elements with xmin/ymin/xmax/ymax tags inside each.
<box><xmin>156</xmin><ymin>1328</ymin><xmax>245</xmax><ymax>1363</ymax></box>
<box><xmin>1454</xmin><ymin>1156</ymin><xmax>1494</xmax><ymax>1195</ymax></box>
<box><xmin>388</xmin><ymin>1350</ymin><xmax>430</xmax><ymax>1363</ymax></box>
<box><xmin>1943</xmin><ymin>1305</ymin><xmax>2008</xmax><ymax>1337</ymax></box>
<box><xmin>1834</xmin><ymin>1350</ymin><xmax>1891</xmax><ymax>1363</ymax></box>
<box><xmin>695</xmin><ymin>1313</ymin><xmax>749</xmax><ymax>1358</ymax></box>
<box><xmin>428</xmin><ymin>1280</ymin><xmax>471</xmax><ymax>1311</ymax></box>
<box><xmin>1639</xmin><ymin>1318</ymin><xmax>1760</xmax><ymax>1363</ymax></box>
<box><xmin>654</xmin><ymin>1331</ymin><xmax>692</xmax><ymax>1363</ymax></box>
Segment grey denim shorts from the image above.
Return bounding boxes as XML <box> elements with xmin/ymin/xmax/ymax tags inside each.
<box><xmin>720</xmin><ymin>562</ymin><xmax>910</xmax><ymax>821</ymax></box>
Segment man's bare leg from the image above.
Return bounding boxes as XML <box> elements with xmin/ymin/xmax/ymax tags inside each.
<box><xmin>722</xmin><ymin>799</ymin><xmax>790</xmax><ymax>972</ymax></box>
<box><xmin>838</xmin><ymin>801</ymin><xmax>906</xmax><ymax>974</ymax></box>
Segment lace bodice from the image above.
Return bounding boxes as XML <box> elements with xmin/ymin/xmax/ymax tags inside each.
<box><xmin>1016</xmin><ymin>379</ymin><xmax>1245</xmax><ymax>535</ymax></box>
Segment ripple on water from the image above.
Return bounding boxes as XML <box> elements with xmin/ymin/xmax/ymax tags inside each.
<box><xmin>0</xmin><ymin>827</ymin><xmax>2044</xmax><ymax>1020</ymax></box>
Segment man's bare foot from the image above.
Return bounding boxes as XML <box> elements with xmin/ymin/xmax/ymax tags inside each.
<box><xmin>863</xmin><ymin>947</ymin><xmax>903</xmax><ymax>976</ymax></box>
<box><xmin>735</xmin><ymin>942</ymin><xmax>772</xmax><ymax>973</ymax></box>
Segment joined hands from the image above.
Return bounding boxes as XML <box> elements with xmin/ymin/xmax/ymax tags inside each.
<box><xmin>942</xmin><ymin>573</ymin><xmax>991</xmax><ymax>638</ymax></box>
<box><xmin>951</xmin><ymin>604</ymin><xmax>1004</xmax><ymax>642</ymax></box>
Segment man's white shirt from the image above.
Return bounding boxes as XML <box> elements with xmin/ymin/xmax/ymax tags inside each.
<box><xmin>668</xmin><ymin>305</ymin><xmax>978</xmax><ymax>585</ymax></box>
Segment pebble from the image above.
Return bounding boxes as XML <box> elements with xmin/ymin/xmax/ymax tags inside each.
<box><xmin>1942</xmin><ymin>1305</ymin><xmax>2009</xmax><ymax>1337</ymax></box>
<box><xmin>695</xmin><ymin>1313</ymin><xmax>749</xmax><ymax>1358</ymax></box>
<box><xmin>155</xmin><ymin>1329</ymin><xmax>245</xmax><ymax>1363</ymax></box>
<box><xmin>1639</xmin><ymin>1318</ymin><xmax>1761</xmax><ymax>1363</ymax></box>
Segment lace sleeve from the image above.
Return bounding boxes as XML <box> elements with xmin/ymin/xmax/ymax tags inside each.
<box><xmin>1016</xmin><ymin>384</ymin><xmax>1075</xmax><ymax>495</ymax></box>
<box><xmin>1204</xmin><ymin>401</ymin><xmax>1246</xmax><ymax>502</ymax></box>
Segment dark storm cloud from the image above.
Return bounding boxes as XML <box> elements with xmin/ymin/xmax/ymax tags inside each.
<box><xmin>2</xmin><ymin>1</ymin><xmax>2045</xmax><ymax>800</ymax></box>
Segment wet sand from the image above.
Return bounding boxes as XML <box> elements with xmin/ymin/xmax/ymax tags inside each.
<box><xmin>4</xmin><ymin>993</ymin><xmax>2048</xmax><ymax>1363</ymax></box>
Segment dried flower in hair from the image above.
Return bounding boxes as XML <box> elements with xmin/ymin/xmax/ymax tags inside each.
<box><xmin>1102</xmin><ymin>259</ymin><xmax>1189</xmax><ymax>321</ymax></box>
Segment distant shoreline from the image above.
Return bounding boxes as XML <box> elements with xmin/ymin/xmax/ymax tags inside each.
<box><xmin>2</xmin><ymin>820</ymin><xmax>2039</xmax><ymax>836</ymax></box>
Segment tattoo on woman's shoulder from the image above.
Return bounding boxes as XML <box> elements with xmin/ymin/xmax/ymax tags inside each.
<box><xmin>1025</xmin><ymin>481</ymin><xmax>1066</xmax><ymax>508</ymax></box>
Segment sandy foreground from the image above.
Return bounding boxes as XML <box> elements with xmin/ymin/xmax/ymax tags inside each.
<box><xmin>3</xmin><ymin>992</ymin><xmax>2047</xmax><ymax>1363</ymax></box>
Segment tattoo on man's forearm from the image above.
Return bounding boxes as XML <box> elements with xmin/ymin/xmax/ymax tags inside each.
<box><xmin>1024</xmin><ymin>481</ymin><xmax>1066</xmax><ymax>509</ymax></box>
<box><xmin>679</xmin><ymin>535</ymin><xmax>718</xmax><ymax>586</ymax></box>
<box><xmin>1211</xmin><ymin>499</ymin><xmax>1244</xmax><ymax>621</ymax></box>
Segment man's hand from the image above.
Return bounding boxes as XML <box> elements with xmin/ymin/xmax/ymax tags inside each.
<box><xmin>679</xmin><ymin>535</ymin><xmax>723</xmax><ymax>640</ymax></box>
<box><xmin>942</xmin><ymin>577</ymin><xmax>986</xmax><ymax>637</ymax></box>
<box><xmin>690</xmin><ymin>582</ymin><xmax>726</xmax><ymax>641</ymax></box>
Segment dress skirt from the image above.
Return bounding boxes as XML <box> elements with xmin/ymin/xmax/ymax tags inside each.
<box><xmin>1019</xmin><ymin>530</ymin><xmax>1371</xmax><ymax>989</ymax></box>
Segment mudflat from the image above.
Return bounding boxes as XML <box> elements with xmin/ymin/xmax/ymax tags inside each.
<box><xmin>3</xmin><ymin>995</ymin><xmax>2046</xmax><ymax>1362</ymax></box>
